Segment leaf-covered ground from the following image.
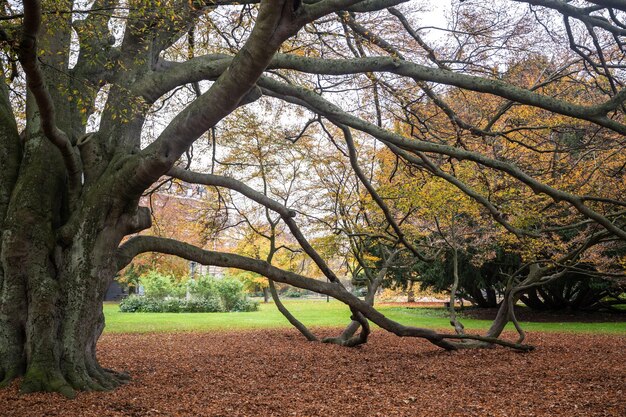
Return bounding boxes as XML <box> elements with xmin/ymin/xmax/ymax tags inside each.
<box><xmin>1</xmin><ymin>330</ymin><xmax>624</xmax><ymax>416</ymax></box>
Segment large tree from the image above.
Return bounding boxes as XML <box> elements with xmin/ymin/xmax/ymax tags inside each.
<box><xmin>1</xmin><ymin>0</ymin><xmax>626</xmax><ymax>397</ymax></box>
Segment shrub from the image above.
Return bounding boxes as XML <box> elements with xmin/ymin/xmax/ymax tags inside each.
<box><xmin>119</xmin><ymin>295</ymin><xmax>225</xmax><ymax>313</ymax></box>
<box><xmin>140</xmin><ymin>271</ymin><xmax>176</xmax><ymax>299</ymax></box>
<box><xmin>188</xmin><ymin>275</ymin><xmax>218</xmax><ymax>299</ymax></box>
<box><xmin>121</xmin><ymin>272</ymin><xmax>256</xmax><ymax>313</ymax></box>
<box><xmin>282</xmin><ymin>288</ymin><xmax>303</xmax><ymax>298</ymax></box>
<box><xmin>119</xmin><ymin>296</ymin><xmax>163</xmax><ymax>313</ymax></box>
<box><xmin>215</xmin><ymin>277</ymin><xmax>246</xmax><ymax>311</ymax></box>
<box><xmin>231</xmin><ymin>298</ymin><xmax>260</xmax><ymax>312</ymax></box>
<box><xmin>118</xmin><ymin>295</ymin><xmax>144</xmax><ymax>312</ymax></box>
<box><xmin>180</xmin><ymin>297</ymin><xmax>225</xmax><ymax>313</ymax></box>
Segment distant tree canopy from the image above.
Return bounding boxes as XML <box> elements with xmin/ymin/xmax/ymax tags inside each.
<box><xmin>1</xmin><ymin>0</ymin><xmax>626</xmax><ymax>397</ymax></box>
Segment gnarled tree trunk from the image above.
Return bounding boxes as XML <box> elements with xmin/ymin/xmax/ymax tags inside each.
<box><xmin>0</xmin><ymin>80</ymin><xmax>24</xmax><ymax>389</ymax></box>
<box><xmin>0</xmin><ymin>0</ymin><xmax>312</xmax><ymax>397</ymax></box>
<box><xmin>0</xmin><ymin>120</ymin><xmax>148</xmax><ymax>396</ymax></box>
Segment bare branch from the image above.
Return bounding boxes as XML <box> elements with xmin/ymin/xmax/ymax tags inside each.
<box><xmin>340</xmin><ymin>125</ymin><xmax>430</xmax><ymax>261</ymax></box>
<box><xmin>168</xmin><ymin>167</ymin><xmax>341</xmax><ymax>283</ymax></box>
<box><xmin>514</xmin><ymin>0</ymin><xmax>626</xmax><ymax>36</ymax></box>
<box><xmin>258</xmin><ymin>76</ymin><xmax>626</xmax><ymax>241</ymax></box>
<box><xmin>145</xmin><ymin>53</ymin><xmax>626</xmax><ymax>135</ymax></box>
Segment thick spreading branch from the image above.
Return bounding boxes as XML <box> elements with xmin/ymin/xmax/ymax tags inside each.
<box><xmin>126</xmin><ymin>1</ymin><xmax>297</xmax><ymax>197</ymax></box>
<box><xmin>258</xmin><ymin>77</ymin><xmax>626</xmax><ymax>241</ymax></box>
<box><xmin>143</xmin><ymin>54</ymin><xmax>626</xmax><ymax>135</ymax></box>
<box><xmin>116</xmin><ymin>236</ymin><xmax>534</xmax><ymax>351</ymax></box>
<box><xmin>19</xmin><ymin>0</ymin><xmax>82</xmax><ymax>196</ymax></box>
<box><xmin>125</xmin><ymin>0</ymin><xmax>411</xmax><ymax>199</ymax></box>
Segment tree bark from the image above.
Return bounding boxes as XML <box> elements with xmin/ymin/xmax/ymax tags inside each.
<box><xmin>0</xmin><ymin>130</ymin><xmax>140</xmax><ymax>396</ymax></box>
<box><xmin>11</xmin><ymin>0</ymin><xmax>618</xmax><ymax>397</ymax></box>
<box><xmin>448</xmin><ymin>248</ymin><xmax>465</xmax><ymax>335</ymax></box>
<box><xmin>0</xmin><ymin>79</ymin><xmax>24</xmax><ymax>388</ymax></box>
<box><xmin>268</xmin><ymin>280</ymin><xmax>318</xmax><ymax>341</ymax></box>
<box><xmin>407</xmin><ymin>281</ymin><xmax>415</xmax><ymax>303</ymax></box>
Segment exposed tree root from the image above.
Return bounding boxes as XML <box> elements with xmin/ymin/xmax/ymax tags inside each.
<box><xmin>20</xmin><ymin>365</ymin><xmax>76</xmax><ymax>399</ymax></box>
<box><xmin>0</xmin><ymin>365</ymin><xmax>22</xmax><ymax>389</ymax></box>
<box><xmin>63</xmin><ymin>356</ymin><xmax>128</xmax><ymax>393</ymax></box>
<box><xmin>10</xmin><ymin>359</ymin><xmax>130</xmax><ymax>399</ymax></box>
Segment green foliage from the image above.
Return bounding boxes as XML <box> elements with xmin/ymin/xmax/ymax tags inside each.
<box><xmin>520</xmin><ymin>266</ymin><xmax>626</xmax><ymax>311</ymax></box>
<box><xmin>140</xmin><ymin>271</ymin><xmax>183</xmax><ymax>299</ymax></box>
<box><xmin>214</xmin><ymin>277</ymin><xmax>246</xmax><ymax>311</ymax></box>
<box><xmin>117</xmin><ymin>263</ymin><xmax>144</xmax><ymax>293</ymax></box>
<box><xmin>231</xmin><ymin>298</ymin><xmax>260</xmax><ymax>312</ymax></box>
<box><xmin>414</xmin><ymin>247</ymin><xmax>519</xmax><ymax>308</ymax></box>
<box><xmin>231</xmin><ymin>271</ymin><xmax>268</xmax><ymax>293</ymax></box>
<box><xmin>187</xmin><ymin>275</ymin><xmax>218</xmax><ymax>299</ymax></box>
<box><xmin>282</xmin><ymin>288</ymin><xmax>303</xmax><ymax>298</ymax></box>
<box><xmin>121</xmin><ymin>271</ymin><xmax>258</xmax><ymax>313</ymax></box>
<box><xmin>119</xmin><ymin>295</ymin><xmax>226</xmax><ymax>313</ymax></box>
<box><xmin>118</xmin><ymin>295</ymin><xmax>155</xmax><ymax>313</ymax></box>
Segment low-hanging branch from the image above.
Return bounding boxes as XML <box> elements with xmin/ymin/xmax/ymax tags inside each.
<box><xmin>268</xmin><ymin>279</ymin><xmax>319</xmax><ymax>341</ymax></box>
<box><xmin>168</xmin><ymin>167</ymin><xmax>342</xmax><ymax>284</ymax></box>
<box><xmin>115</xmin><ymin>235</ymin><xmax>534</xmax><ymax>352</ymax></box>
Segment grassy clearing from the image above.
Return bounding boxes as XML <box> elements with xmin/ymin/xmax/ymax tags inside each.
<box><xmin>103</xmin><ymin>299</ymin><xmax>626</xmax><ymax>334</ymax></box>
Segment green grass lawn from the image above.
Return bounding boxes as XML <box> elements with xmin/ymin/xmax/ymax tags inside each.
<box><xmin>103</xmin><ymin>299</ymin><xmax>626</xmax><ymax>334</ymax></box>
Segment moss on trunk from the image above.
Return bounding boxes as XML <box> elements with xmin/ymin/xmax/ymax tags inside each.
<box><xmin>0</xmin><ymin>129</ymin><xmax>133</xmax><ymax>396</ymax></box>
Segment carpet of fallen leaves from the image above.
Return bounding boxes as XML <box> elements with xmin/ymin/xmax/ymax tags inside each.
<box><xmin>1</xmin><ymin>329</ymin><xmax>624</xmax><ymax>416</ymax></box>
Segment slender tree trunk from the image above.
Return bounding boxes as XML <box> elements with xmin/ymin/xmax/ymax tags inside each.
<box><xmin>407</xmin><ymin>280</ymin><xmax>415</xmax><ymax>303</ymax></box>
<box><xmin>263</xmin><ymin>286</ymin><xmax>270</xmax><ymax>303</ymax></box>
<box><xmin>448</xmin><ymin>248</ymin><xmax>465</xmax><ymax>335</ymax></box>
<box><xmin>332</xmin><ymin>249</ymin><xmax>400</xmax><ymax>343</ymax></box>
<box><xmin>265</xmin><ymin>229</ymin><xmax>317</xmax><ymax>341</ymax></box>
<box><xmin>485</xmin><ymin>265</ymin><xmax>546</xmax><ymax>340</ymax></box>
<box><xmin>337</xmin><ymin>281</ymin><xmax>379</xmax><ymax>340</ymax></box>
<box><xmin>485</xmin><ymin>289</ymin><xmax>522</xmax><ymax>339</ymax></box>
